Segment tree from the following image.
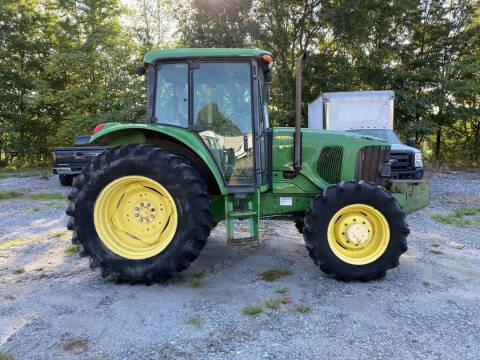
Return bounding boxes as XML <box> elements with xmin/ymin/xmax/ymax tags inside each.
<box><xmin>37</xmin><ymin>0</ymin><xmax>144</xmax><ymax>147</ymax></box>
<box><xmin>0</xmin><ymin>0</ymin><xmax>58</xmax><ymax>165</ymax></box>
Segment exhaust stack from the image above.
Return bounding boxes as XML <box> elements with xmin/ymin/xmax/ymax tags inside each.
<box><xmin>294</xmin><ymin>53</ymin><xmax>306</xmax><ymax>174</ymax></box>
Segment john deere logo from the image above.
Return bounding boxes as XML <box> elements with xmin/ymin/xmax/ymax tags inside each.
<box><xmin>274</xmin><ymin>135</ymin><xmax>293</xmax><ymax>141</ymax></box>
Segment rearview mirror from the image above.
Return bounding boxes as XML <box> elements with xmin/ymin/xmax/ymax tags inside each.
<box><xmin>406</xmin><ymin>138</ymin><xmax>415</xmax><ymax>147</ymax></box>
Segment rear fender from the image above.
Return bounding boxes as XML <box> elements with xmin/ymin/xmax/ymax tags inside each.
<box><xmin>90</xmin><ymin>123</ymin><xmax>227</xmax><ymax>195</ymax></box>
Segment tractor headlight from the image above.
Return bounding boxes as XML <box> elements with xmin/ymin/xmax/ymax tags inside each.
<box><xmin>414</xmin><ymin>152</ymin><xmax>423</xmax><ymax>168</ymax></box>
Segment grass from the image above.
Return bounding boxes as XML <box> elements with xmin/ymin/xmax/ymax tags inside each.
<box><xmin>265</xmin><ymin>296</ymin><xmax>283</xmax><ymax>309</ymax></box>
<box><xmin>242</xmin><ymin>304</ymin><xmax>263</xmax><ymax>316</ymax></box>
<box><xmin>53</xmin><ymin>231</ymin><xmax>67</xmax><ymax>238</ymax></box>
<box><xmin>259</xmin><ymin>268</ymin><xmax>293</xmax><ymax>282</ymax></box>
<box><xmin>275</xmin><ymin>287</ymin><xmax>289</xmax><ymax>294</ymax></box>
<box><xmin>296</xmin><ymin>305</ymin><xmax>312</xmax><ymax>313</ymax></box>
<box><xmin>184</xmin><ymin>317</ymin><xmax>202</xmax><ymax>328</ymax></box>
<box><xmin>65</xmin><ymin>244</ymin><xmax>81</xmax><ymax>256</ymax></box>
<box><xmin>430</xmin><ymin>249</ymin><xmax>444</xmax><ymax>255</ymax></box>
<box><xmin>432</xmin><ymin>206</ymin><xmax>480</xmax><ymax>228</ymax></box>
<box><xmin>0</xmin><ymin>352</ymin><xmax>14</xmax><ymax>360</ymax></box>
<box><xmin>26</xmin><ymin>193</ymin><xmax>64</xmax><ymax>201</ymax></box>
<box><xmin>165</xmin><ymin>274</ymin><xmax>184</xmax><ymax>285</ymax></box>
<box><xmin>0</xmin><ymin>190</ymin><xmax>64</xmax><ymax>202</ymax></box>
<box><xmin>187</xmin><ymin>271</ymin><xmax>206</xmax><ymax>288</ymax></box>
<box><xmin>0</xmin><ymin>238</ymin><xmax>26</xmax><ymax>247</ymax></box>
<box><xmin>33</xmin><ymin>207</ymin><xmax>41</xmax><ymax>212</ymax></box>
<box><xmin>423</xmin><ymin>281</ymin><xmax>430</xmax><ymax>287</ymax></box>
<box><xmin>0</xmin><ymin>166</ymin><xmax>50</xmax><ymax>179</ymax></box>
<box><xmin>430</xmin><ymin>243</ymin><xmax>440</xmax><ymax>247</ymax></box>
<box><xmin>34</xmin><ymin>267</ymin><xmax>44</xmax><ymax>271</ymax></box>
<box><xmin>0</xmin><ymin>190</ymin><xmax>22</xmax><ymax>200</ymax></box>
<box><xmin>14</xmin><ymin>268</ymin><xmax>25</xmax><ymax>274</ymax></box>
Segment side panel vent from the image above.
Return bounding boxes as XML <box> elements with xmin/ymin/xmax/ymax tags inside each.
<box><xmin>318</xmin><ymin>146</ymin><xmax>343</xmax><ymax>184</ymax></box>
<box><xmin>355</xmin><ymin>145</ymin><xmax>390</xmax><ymax>186</ymax></box>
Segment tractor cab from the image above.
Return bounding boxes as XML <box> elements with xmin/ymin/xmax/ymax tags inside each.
<box><xmin>143</xmin><ymin>49</ymin><xmax>273</xmax><ymax>192</ymax></box>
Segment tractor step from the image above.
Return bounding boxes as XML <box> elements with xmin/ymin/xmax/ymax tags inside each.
<box><xmin>225</xmin><ymin>189</ymin><xmax>260</xmax><ymax>245</ymax></box>
<box><xmin>227</xmin><ymin>210</ymin><xmax>257</xmax><ymax>218</ymax></box>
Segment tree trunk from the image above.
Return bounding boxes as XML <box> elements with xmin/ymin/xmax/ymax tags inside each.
<box><xmin>435</xmin><ymin>126</ymin><xmax>442</xmax><ymax>168</ymax></box>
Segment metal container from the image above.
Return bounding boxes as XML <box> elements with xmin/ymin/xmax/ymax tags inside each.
<box><xmin>308</xmin><ymin>90</ymin><xmax>394</xmax><ymax>130</ymax></box>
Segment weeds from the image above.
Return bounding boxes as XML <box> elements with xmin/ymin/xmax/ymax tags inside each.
<box><xmin>184</xmin><ymin>317</ymin><xmax>202</xmax><ymax>328</ymax></box>
<box><xmin>259</xmin><ymin>268</ymin><xmax>293</xmax><ymax>282</ymax></box>
<box><xmin>0</xmin><ymin>190</ymin><xmax>22</xmax><ymax>200</ymax></box>
<box><xmin>65</xmin><ymin>244</ymin><xmax>80</xmax><ymax>256</ymax></box>
<box><xmin>0</xmin><ymin>167</ymin><xmax>50</xmax><ymax>180</ymax></box>
<box><xmin>432</xmin><ymin>206</ymin><xmax>480</xmax><ymax>228</ymax></box>
<box><xmin>53</xmin><ymin>232</ymin><xmax>66</xmax><ymax>238</ymax></box>
<box><xmin>26</xmin><ymin>193</ymin><xmax>64</xmax><ymax>201</ymax></box>
<box><xmin>165</xmin><ymin>274</ymin><xmax>184</xmax><ymax>285</ymax></box>
<box><xmin>14</xmin><ymin>268</ymin><xmax>25</xmax><ymax>274</ymax></box>
<box><xmin>0</xmin><ymin>238</ymin><xmax>25</xmax><ymax>247</ymax></box>
<box><xmin>187</xmin><ymin>271</ymin><xmax>206</xmax><ymax>288</ymax></box>
<box><xmin>423</xmin><ymin>281</ymin><xmax>430</xmax><ymax>287</ymax></box>
<box><xmin>265</xmin><ymin>296</ymin><xmax>283</xmax><ymax>309</ymax></box>
<box><xmin>430</xmin><ymin>249</ymin><xmax>444</xmax><ymax>255</ymax></box>
<box><xmin>296</xmin><ymin>305</ymin><xmax>312</xmax><ymax>313</ymax></box>
<box><xmin>275</xmin><ymin>287</ymin><xmax>289</xmax><ymax>294</ymax></box>
<box><xmin>242</xmin><ymin>304</ymin><xmax>263</xmax><ymax>316</ymax></box>
<box><xmin>430</xmin><ymin>243</ymin><xmax>440</xmax><ymax>247</ymax></box>
<box><xmin>0</xmin><ymin>190</ymin><xmax>64</xmax><ymax>202</ymax></box>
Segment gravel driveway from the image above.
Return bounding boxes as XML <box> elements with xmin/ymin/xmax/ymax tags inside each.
<box><xmin>0</xmin><ymin>171</ymin><xmax>479</xmax><ymax>360</ymax></box>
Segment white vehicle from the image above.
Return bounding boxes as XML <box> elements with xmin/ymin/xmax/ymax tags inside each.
<box><xmin>308</xmin><ymin>90</ymin><xmax>424</xmax><ymax>179</ymax></box>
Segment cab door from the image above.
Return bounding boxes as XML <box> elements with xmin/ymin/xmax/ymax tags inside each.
<box><xmin>192</xmin><ymin>61</ymin><xmax>255</xmax><ymax>190</ymax></box>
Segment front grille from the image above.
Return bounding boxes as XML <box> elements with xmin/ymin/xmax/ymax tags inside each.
<box><xmin>318</xmin><ymin>146</ymin><xmax>343</xmax><ymax>184</ymax></box>
<box><xmin>390</xmin><ymin>151</ymin><xmax>413</xmax><ymax>170</ymax></box>
<box><xmin>355</xmin><ymin>145</ymin><xmax>390</xmax><ymax>186</ymax></box>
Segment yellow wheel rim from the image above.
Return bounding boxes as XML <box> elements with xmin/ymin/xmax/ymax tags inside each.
<box><xmin>93</xmin><ymin>175</ymin><xmax>178</xmax><ymax>260</ymax></box>
<box><xmin>327</xmin><ymin>204</ymin><xmax>390</xmax><ymax>265</ymax></box>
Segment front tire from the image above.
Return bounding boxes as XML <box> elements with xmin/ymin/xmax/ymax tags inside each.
<box><xmin>59</xmin><ymin>174</ymin><xmax>73</xmax><ymax>186</ymax></box>
<box><xmin>303</xmin><ymin>181</ymin><xmax>409</xmax><ymax>281</ymax></box>
<box><xmin>66</xmin><ymin>144</ymin><xmax>212</xmax><ymax>284</ymax></box>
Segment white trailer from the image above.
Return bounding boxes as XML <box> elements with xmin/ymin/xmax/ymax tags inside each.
<box><xmin>308</xmin><ymin>90</ymin><xmax>394</xmax><ymax>130</ymax></box>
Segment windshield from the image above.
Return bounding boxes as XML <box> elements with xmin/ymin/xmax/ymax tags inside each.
<box><xmin>348</xmin><ymin>129</ymin><xmax>403</xmax><ymax>144</ymax></box>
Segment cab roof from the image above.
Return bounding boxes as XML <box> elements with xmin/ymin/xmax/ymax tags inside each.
<box><xmin>143</xmin><ymin>48</ymin><xmax>272</xmax><ymax>64</ymax></box>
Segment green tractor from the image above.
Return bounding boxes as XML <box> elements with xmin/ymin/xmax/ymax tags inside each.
<box><xmin>66</xmin><ymin>48</ymin><xmax>430</xmax><ymax>284</ymax></box>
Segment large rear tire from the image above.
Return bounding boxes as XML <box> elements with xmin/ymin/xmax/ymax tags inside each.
<box><xmin>66</xmin><ymin>144</ymin><xmax>212</xmax><ymax>284</ymax></box>
<box><xmin>303</xmin><ymin>181</ymin><xmax>409</xmax><ymax>281</ymax></box>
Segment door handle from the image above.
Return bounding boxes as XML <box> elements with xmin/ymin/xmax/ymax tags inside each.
<box><xmin>243</xmin><ymin>135</ymin><xmax>248</xmax><ymax>152</ymax></box>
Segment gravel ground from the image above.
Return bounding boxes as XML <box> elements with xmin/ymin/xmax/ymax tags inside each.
<box><xmin>0</xmin><ymin>171</ymin><xmax>479</xmax><ymax>360</ymax></box>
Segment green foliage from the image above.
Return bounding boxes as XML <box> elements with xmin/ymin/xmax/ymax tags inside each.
<box><xmin>26</xmin><ymin>193</ymin><xmax>64</xmax><ymax>201</ymax></box>
<box><xmin>259</xmin><ymin>268</ymin><xmax>293</xmax><ymax>282</ymax></box>
<box><xmin>65</xmin><ymin>244</ymin><xmax>81</xmax><ymax>256</ymax></box>
<box><xmin>296</xmin><ymin>305</ymin><xmax>312</xmax><ymax>313</ymax></box>
<box><xmin>0</xmin><ymin>191</ymin><xmax>22</xmax><ymax>200</ymax></box>
<box><xmin>184</xmin><ymin>317</ymin><xmax>202</xmax><ymax>328</ymax></box>
<box><xmin>242</xmin><ymin>304</ymin><xmax>263</xmax><ymax>316</ymax></box>
<box><xmin>264</xmin><ymin>296</ymin><xmax>283</xmax><ymax>309</ymax></box>
<box><xmin>432</xmin><ymin>207</ymin><xmax>480</xmax><ymax>228</ymax></box>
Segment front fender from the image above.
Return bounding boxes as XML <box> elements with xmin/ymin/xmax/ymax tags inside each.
<box><xmin>90</xmin><ymin>123</ymin><xmax>228</xmax><ymax>195</ymax></box>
